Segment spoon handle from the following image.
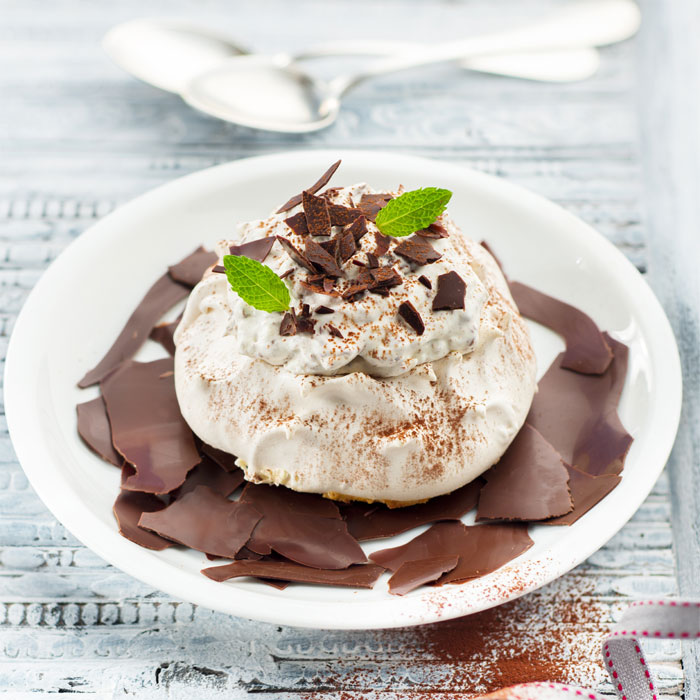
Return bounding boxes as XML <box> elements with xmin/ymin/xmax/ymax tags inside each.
<box><xmin>328</xmin><ymin>0</ymin><xmax>639</xmax><ymax>97</ymax></box>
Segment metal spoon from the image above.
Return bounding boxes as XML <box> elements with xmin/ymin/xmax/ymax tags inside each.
<box><xmin>182</xmin><ymin>0</ymin><xmax>640</xmax><ymax>133</ymax></box>
<box><xmin>103</xmin><ymin>17</ymin><xmax>600</xmax><ymax>96</ymax></box>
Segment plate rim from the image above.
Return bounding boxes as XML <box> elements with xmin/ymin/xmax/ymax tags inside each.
<box><xmin>4</xmin><ymin>149</ymin><xmax>682</xmax><ymax>629</ymax></box>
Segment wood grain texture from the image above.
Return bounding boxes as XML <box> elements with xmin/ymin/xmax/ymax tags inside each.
<box><xmin>0</xmin><ymin>0</ymin><xmax>687</xmax><ymax>697</ymax></box>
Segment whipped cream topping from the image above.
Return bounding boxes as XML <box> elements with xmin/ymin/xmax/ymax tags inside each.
<box><xmin>196</xmin><ymin>184</ymin><xmax>489</xmax><ymax>378</ymax></box>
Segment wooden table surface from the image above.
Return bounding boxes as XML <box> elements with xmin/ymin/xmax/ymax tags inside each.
<box><xmin>1</xmin><ymin>1</ymin><xmax>697</xmax><ymax>697</ymax></box>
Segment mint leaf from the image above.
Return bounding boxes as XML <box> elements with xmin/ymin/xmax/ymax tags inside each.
<box><xmin>375</xmin><ymin>187</ymin><xmax>452</xmax><ymax>237</ymax></box>
<box><xmin>223</xmin><ymin>254</ymin><xmax>290</xmax><ymax>313</ymax></box>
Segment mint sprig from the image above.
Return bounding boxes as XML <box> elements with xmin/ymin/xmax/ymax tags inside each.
<box><xmin>223</xmin><ymin>254</ymin><xmax>290</xmax><ymax>313</ymax></box>
<box><xmin>375</xmin><ymin>187</ymin><xmax>452</xmax><ymax>237</ymax></box>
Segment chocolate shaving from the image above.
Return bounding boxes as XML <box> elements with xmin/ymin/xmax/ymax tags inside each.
<box><xmin>327</xmin><ymin>324</ymin><xmax>343</xmax><ymax>339</ymax></box>
<box><xmin>323</xmin><ymin>277</ymin><xmax>335</xmax><ymax>293</ymax></box>
<box><xmin>202</xmin><ymin>560</ymin><xmax>384</xmax><ymax>589</ymax></box>
<box><xmin>476</xmin><ymin>424</ymin><xmax>573</xmax><ymax>522</ymax></box>
<box><xmin>113</xmin><ymin>488</ymin><xmax>173</xmax><ymax>551</ymax></box>
<box><xmin>336</xmin><ymin>229</ymin><xmax>357</xmax><ymax>263</ymax></box>
<box><xmin>395</xmin><ymin>236</ymin><xmax>442</xmax><ymax>266</ymax></box>
<box><xmin>240</xmin><ymin>483</ymin><xmax>366</xmax><ymax>569</ymax></box>
<box><xmin>542</xmin><ymin>465</ymin><xmax>621</xmax><ymax>526</ymax></box>
<box><xmin>200</xmin><ymin>443</ymin><xmax>239</xmax><ymax>472</ymax></box>
<box><xmin>139</xmin><ymin>485</ymin><xmax>261</xmax><ymax>559</ymax></box>
<box><xmin>433</xmin><ymin>271</ymin><xmax>466</xmax><ymax>311</ymax></box>
<box><xmin>315</xmin><ymin>305</ymin><xmax>334</xmax><ymax>314</ymax></box>
<box><xmin>358</xmin><ymin>193</ymin><xmax>393</xmax><ymax>221</ymax></box>
<box><xmin>276</xmin><ymin>236</ymin><xmax>315</xmax><ymax>272</ymax></box>
<box><xmin>76</xmin><ymin>397</ymin><xmax>122</xmax><ymax>467</ymax></box>
<box><xmin>370</xmin><ymin>521</ymin><xmax>533</xmax><ymax>585</ymax></box>
<box><xmin>300</xmin><ymin>278</ymin><xmax>341</xmax><ymax>297</ymax></box>
<box><xmin>366</xmin><ymin>252</ymin><xmax>379</xmax><ymax>268</ymax></box>
<box><xmin>418</xmin><ymin>275</ymin><xmax>432</xmax><ymax>289</ymax></box>
<box><xmin>167</xmin><ymin>246</ymin><xmax>217</xmax><ymax>287</ymax></box>
<box><xmin>374</xmin><ymin>231</ymin><xmax>391</xmax><ymax>256</ymax></box>
<box><xmin>284</xmin><ymin>211</ymin><xmax>309</xmax><ymax>237</ymax></box>
<box><xmin>174</xmin><ymin>457</ymin><xmax>244</xmax><ymax>499</ymax></box>
<box><xmin>78</xmin><ymin>273</ymin><xmax>188</xmax><ymax>388</ymax></box>
<box><xmin>416</xmin><ymin>223</ymin><xmax>449</xmax><ymax>239</ymax></box>
<box><xmin>296</xmin><ymin>316</ymin><xmax>316</xmax><ymax>335</ymax></box>
<box><xmin>319</xmin><ymin>238</ymin><xmax>337</xmax><ymax>257</ymax></box>
<box><xmin>346</xmin><ymin>215</ymin><xmax>368</xmax><ymax>243</ymax></box>
<box><xmin>328</xmin><ymin>203</ymin><xmax>363</xmax><ymax>227</ymax></box>
<box><xmin>343</xmin><ymin>479</ymin><xmax>483</xmax><ymax>541</ymax></box>
<box><xmin>229</xmin><ymin>236</ymin><xmax>276</xmax><ymax>264</ymax></box>
<box><xmin>398</xmin><ymin>301</ymin><xmax>425</xmax><ymax>335</ymax></box>
<box><xmin>302</xmin><ymin>190</ymin><xmax>332</xmax><ymax>238</ymax></box>
<box><xmin>279</xmin><ymin>268</ymin><xmax>293</xmax><ymax>280</ymax></box>
<box><xmin>341</xmin><ymin>282</ymin><xmax>369</xmax><ymax>301</ymax></box>
<box><xmin>279</xmin><ymin>312</ymin><xmax>297</xmax><ymax>336</ymax></box>
<box><xmin>510</xmin><ymin>281</ymin><xmax>613</xmax><ymax>375</ymax></box>
<box><xmin>527</xmin><ymin>337</ymin><xmax>633</xmax><ymax>477</ymax></box>
<box><xmin>388</xmin><ymin>555</ymin><xmax>459</xmax><ymax>596</ymax></box>
<box><xmin>149</xmin><ymin>316</ymin><xmax>180</xmax><ymax>356</ymax></box>
<box><xmin>101</xmin><ymin>358</ymin><xmax>200</xmax><ymax>494</ymax></box>
<box><xmin>212</xmin><ymin>265</ymin><xmax>225</xmax><ymax>274</ymax></box>
<box><xmin>369</xmin><ymin>266</ymin><xmax>402</xmax><ymax>290</ymax></box>
<box><xmin>276</xmin><ymin>160</ymin><xmax>341</xmax><ymax>214</ymax></box>
<box><xmin>305</xmin><ymin>239</ymin><xmax>343</xmax><ymax>277</ymax></box>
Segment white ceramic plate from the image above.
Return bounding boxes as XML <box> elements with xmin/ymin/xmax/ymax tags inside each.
<box><xmin>5</xmin><ymin>151</ymin><xmax>681</xmax><ymax>630</ymax></box>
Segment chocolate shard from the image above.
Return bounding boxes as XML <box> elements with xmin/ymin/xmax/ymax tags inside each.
<box><xmin>299</xmin><ymin>278</ymin><xmax>341</xmax><ymax>297</ymax></box>
<box><xmin>542</xmin><ymin>464</ymin><xmax>621</xmax><ymax>526</ymax></box>
<box><xmin>279</xmin><ymin>268</ymin><xmax>294</xmax><ymax>280</ymax></box>
<box><xmin>433</xmin><ymin>271</ymin><xmax>466</xmax><ymax>311</ymax></box>
<box><xmin>369</xmin><ymin>266</ymin><xmax>402</xmax><ymax>289</ymax></box>
<box><xmin>240</xmin><ymin>483</ymin><xmax>366</xmax><ymax>569</ymax></box>
<box><xmin>366</xmin><ymin>252</ymin><xmax>379</xmax><ymax>269</ymax></box>
<box><xmin>139</xmin><ymin>485</ymin><xmax>261</xmax><ymax>558</ymax></box>
<box><xmin>336</xmin><ymin>229</ymin><xmax>357</xmax><ymax>263</ymax></box>
<box><xmin>276</xmin><ymin>160</ymin><xmax>342</xmax><ymax>214</ymax></box>
<box><xmin>346</xmin><ymin>215</ymin><xmax>368</xmax><ymax>242</ymax></box>
<box><xmin>328</xmin><ymin>202</ymin><xmax>363</xmax><ymax>227</ymax></box>
<box><xmin>202</xmin><ymin>560</ymin><xmax>384</xmax><ymax>589</ymax></box>
<box><xmin>229</xmin><ymin>236</ymin><xmax>276</xmax><ymax>264</ymax></box>
<box><xmin>370</xmin><ymin>521</ymin><xmax>533</xmax><ymax>585</ymax></box>
<box><xmin>167</xmin><ymin>246</ymin><xmax>217</xmax><ymax>287</ymax></box>
<box><xmin>374</xmin><ymin>231</ymin><xmax>391</xmax><ymax>256</ymax></box>
<box><xmin>527</xmin><ymin>336</ymin><xmax>633</xmax><ymax>477</ymax></box>
<box><xmin>101</xmin><ymin>358</ymin><xmax>200</xmax><ymax>494</ymax></box>
<box><xmin>342</xmin><ymin>479</ymin><xmax>483</xmax><ymax>541</ymax></box>
<box><xmin>279</xmin><ymin>311</ymin><xmax>297</xmax><ymax>336</ymax></box>
<box><xmin>395</xmin><ymin>236</ymin><xmax>442</xmax><ymax>266</ymax></box>
<box><xmin>302</xmin><ymin>190</ymin><xmax>332</xmax><ymax>238</ymax></box>
<box><xmin>416</xmin><ymin>223</ymin><xmax>449</xmax><ymax>239</ymax></box>
<box><xmin>476</xmin><ymin>424</ymin><xmax>573</xmax><ymax>522</ymax></box>
<box><xmin>304</xmin><ymin>238</ymin><xmax>344</xmax><ymax>277</ymax></box>
<box><xmin>77</xmin><ymin>397</ymin><xmax>122</xmax><ymax>467</ymax></box>
<box><xmin>388</xmin><ymin>555</ymin><xmax>460</xmax><ymax>596</ymax></box>
<box><xmin>323</xmin><ymin>277</ymin><xmax>335</xmax><ymax>294</ymax></box>
<box><xmin>341</xmin><ymin>281</ymin><xmax>369</xmax><ymax>301</ymax></box>
<box><xmin>113</xmin><ymin>488</ymin><xmax>174</xmax><ymax>551</ymax></box>
<box><xmin>284</xmin><ymin>211</ymin><xmax>309</xmax><ymax>237</ymax></box>
<box><xmin>276</xmin><ymin>236</ymin><xmax>315</xmax><ymax>272</ymax></box>
<box><xmin>418</xmin><ymin>275</ymin><xmax>432</xmax><ymax>289</ymax></box>
<box><xmin>200</xmin><ymin>443</ymin><xmax>239</xmax><ymax>472</ymax></box>
<box><xmin>212</xmin><ymin>265</ymin><xmax>226</xmax><ymax>274</ymax></box>
<box><xmin>315</xmin><ymin>305</ymin><xmax>334</xmax><ymax>314</ymax></box>
<box><xmin>327</xmin><ymin>324</ymin><xmax>343</xmax><ymax>339</ymax></box>
<box><xmin>358</xmin><ymin>193</ymin><xmax>393</xmax><ymax>221</ymax></box>
<box><xmin>149</xmin><ymin>316</ymin><xmax>180</xmax><ymax>356</ymax></box>
<box><xmin>319</xmin><ymin>237</ymin><xmax>337</xmax><ymax>257</ymax></box>
<box><xmin>296</xmin><ymin>316</ymin><xmax>316</xmax><ymax>335</ymax></box>
<box><xmin>173</xmin><ymin>457</ymin><xmax>244</xmax><ymax>499</ymax></box>
<box><xmin>510</xmin><ymin>281</ymin><xmax>613</xmax><ymax>375</ymax></box>
<box><xmin>398</xmin><ymin>300</ymin><xmax>425</xmax><ymax>335</ymax></box>
<box><xmin>78</xmin><ymin>273</ymin><xmax>189</xmax><ymax>388</ymax></box>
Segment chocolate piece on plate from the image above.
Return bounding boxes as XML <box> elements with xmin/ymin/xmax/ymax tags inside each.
<box><xmin>149</xmin><ymin>316</ymin><xmax>180</xmax><ymax>356</ymax></box>
<box><xmin>78</xmin><ymin>273</ymin><xmax>189</xmax><ymax>388</ymax></box>
<box><xmin>346</xmin><ymin>215</ymin><xmax>368</xmax><ymax>243</ymax></box>
<box><xmin>542</xmin><ymin>465</ymin><xmax>621</xmax><ymax>526</ymax></box>
<box><xmin>476</xmin><ymin>424</ymin><xmax>573</xmax><ymax>522</ymax></box>
<box><xmin>433</xmin><ymin>271</ymin><xmax>466</xmax><ymax>311</ymax></box>
<box><xmin>276</xmin><ymin>160</ymin><xmax>341</xmax><ymax>214</ymax></box>
<box><xmin>418</xmin><ymin>275</ymin><xmax>432</xmax><ymax>290</ymax></box>
<box><xmin>342</xmin><ymin>478</ymin><xmax>483</xmax><ymax>541</ymax></box>
<box><xmin>327</xmin><ymin>324</ymin><xmax>343</xmax><ymax>339</ymax></box>
<box><xmin>370</xmin><ymin>520</ymin><xmax>533</xmax><ymax>584</ymax></box>
<box><xmin>509</xmin><ymin>281</ymin><xmax>613</xmax><ymax>375</ymax></box>
<box><xmin>279</xmin><ymin>311</ymin><xmax>297</xmax><ymax>336</ymax></box>
<box><xmin>139</xmin><ymin>485</ymin><xmax>261</xmax><ymax>559</ymax></box>
<box><xmin>373</xmin><ymin>231</ymin><xmax>392</xmax><ymax>256</ymax></box>
<box><xmin>200</xmin><ymin>443</ymin><xmax>239</xmax><ymax>472</ymax></box>
<box><xmin>229</xmin><ymin>236</ymin><xmax>276</xmax><ymax>264</ymax></box>
<box><xmin>416</xmin><ymin>222</ymin><xmax>449</xmax><ymax>239</ymax></box>
<box><xmin>276</xmin><ymin>236</ymin><xmax>315</xmax><ymax>272</ymax></box>
<box><xmin>167</xmin><ymin>246</ymin><xmax>217</xmax><ymax>287</ymax></box>
<box><xmin>284</xmin><ymin>212</ymin><xmax>309</xmax><ymax>237</ymax></box>
<box><xmin>202</xmin><ymin>560</ymin><xmax>384</xmax><ymax>589</ymax></box>
<box><xmin>102</xmin><ymin>358</ymin><xmax>201</xmax><ymax>494</ymax></box>
<box><xmin>395</xmin><ymin>236</ymin><xmax>442</xmax><ymax>266</ymax></box>
<box><xmin>302</xmin><ymin>190</ymin><xmax>332</xmax><ymax>238</ymax></box>
<box><xmin>240</xmin><ymin>483</ymin><xmax>366</xmax><ymax>569</ymax></box>
<box><xmin>398</xmin><ymin>301</ymin><xmax>425</xmax><ymax>335</ymax></box>
<box><xmin>173</xmin><ymin>457</ymin><xmax>244</xmax><ymax>499</ymax></box>
<box><xmin>328</xmin><ymin>202</ymin><xmax>363</xmax><ymax>227</ymax></box>
<box><xmin>76</xmin><ymin>397</ymin><xmax>122</xmax><ymax>467</ymax></box>
<box><xmin>304</xmin><ymin>239</ymin><xmax>343</xmax><ymax>277</ymax></box>
<box><xmin>388</xmin><ymin>555</ymin><xmax>459</xmax><ymax>596</ymax></box>
<box><xmin>113</xmin><ymin>487</ymin><xmax>174</xmax><ymax>551</ymax></box>
<box><xmin>527</xmin><ymin>336</ymin><xmax>633</xmax><ymax>477</ymax></box>
<box><xmin>358</xmin><ymin>193</ymin><xmax>393</xmax><ymax>221</ymax></box>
